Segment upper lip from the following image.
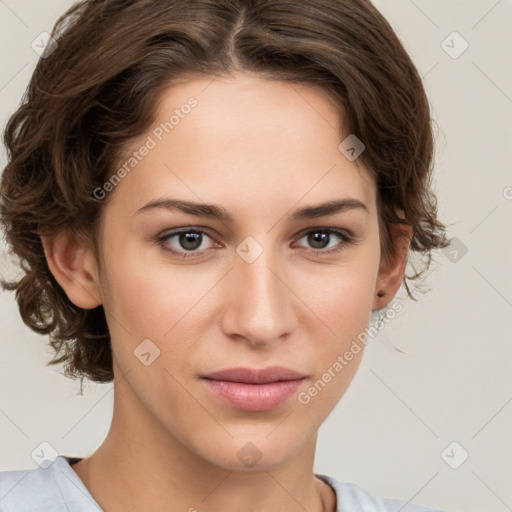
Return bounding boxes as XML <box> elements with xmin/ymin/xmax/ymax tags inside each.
<box><xmin>200</xmin><ymin>366</ymin><xmax>307</xmax><ymax>384</ymax></box>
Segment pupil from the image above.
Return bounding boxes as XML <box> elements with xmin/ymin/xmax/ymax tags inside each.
<box><xmin>181</xmin><ymin>232</ymin><xmax>201</xmax><ymax>250</ymax></box>
<box><xmin>310</xmin><ymin>232</ymin><xmax>328</xmax><ymax>249</ymax></box>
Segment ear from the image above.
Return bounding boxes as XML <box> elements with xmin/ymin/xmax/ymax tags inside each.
<box><xmin>372</xmin><ymin>221</ymin><xmax>412</xmax><ymax>310</ymax></box>
<box><xmin>40</xmin><ymin>229</ymin><xmax>102</xmax><ymax>309</ymax></box>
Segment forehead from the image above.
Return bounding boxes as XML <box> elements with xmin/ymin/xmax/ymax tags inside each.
<box><xmin>108</xmin><ymin>72</ymin><xmax>376</xmax><ymax>217</ymax></box>
<box><xmin>154</xmin><ymin>72</ymin><xmax>347</xmax><ymax>151</ymax></box>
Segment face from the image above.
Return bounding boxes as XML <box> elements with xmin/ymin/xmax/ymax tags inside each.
<box><xmin>88</xmin><ymin>72</ymin><xmax>384</xmax><ymax>471</ymax></box>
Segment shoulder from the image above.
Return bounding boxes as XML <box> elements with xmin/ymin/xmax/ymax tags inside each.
<box><xmin>0</xmin><ymin>461</ymin><xmax>64</xmax><ymax>512</ymax></box>
<box><xmin>316</xmin><ymin>473</ymin><xmax>447</xmax><ymax>512</ymax></box>
<box><xmin>0</xmin><ymin>456</ymin><xmax>100</xmax><ymax>512</ymax></box>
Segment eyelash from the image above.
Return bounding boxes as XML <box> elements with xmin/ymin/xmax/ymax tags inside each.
<box><xmin>156</xmin><ymin>227</ymin><xmax>355</xmax><ymax>259</ymax></box>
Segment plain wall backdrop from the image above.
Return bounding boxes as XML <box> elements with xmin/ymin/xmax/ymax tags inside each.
<box><xmin>0</xmin><ymin>1</ymin><xmax>511</xmax><ymax>511</ymax></box>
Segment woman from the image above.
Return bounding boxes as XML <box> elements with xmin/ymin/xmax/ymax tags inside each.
<box><xmin>0</xmin><ymin>0</ymin><xmax>450</xmax><ymax>510</ymax></box>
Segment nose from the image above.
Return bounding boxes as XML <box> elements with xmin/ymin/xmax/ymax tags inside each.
<box><xmin>220</xmin><ymin>246</ymin><xmax>298</xmax><ymax>347</ymax></box>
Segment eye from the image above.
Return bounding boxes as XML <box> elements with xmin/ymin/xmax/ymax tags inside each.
<box><xmin>157</xmin><ymin>228</ymin><xmax>219</xmax><ymax>258</ymax></box>
<box><xmin>293</xmin><ymin>228</ymin><xmax>355</xmax><ymax>255</ymax></box>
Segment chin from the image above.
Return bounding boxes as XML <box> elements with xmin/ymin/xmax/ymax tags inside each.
<box><xmin>194</xmin><ymin>433</ymin><xmax>307</xmax><ymax>473</ymax></box>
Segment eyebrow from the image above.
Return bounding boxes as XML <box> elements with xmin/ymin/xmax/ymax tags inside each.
<box><xmin>135</xmin><ymin>197</ymin><xmax>369</xmax><ymax>221</ymax></box>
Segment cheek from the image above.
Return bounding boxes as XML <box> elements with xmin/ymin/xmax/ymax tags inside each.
<box><xmin>100</xmin><ymin>242</ymin><xmax>216</xmax><ymax>382</ymax></box>
<box><xmin>299</xmin><ymin>282</ymin><xmax>371</xmax><ymax>415</ymax></box>
<box><xmin>301</xmin><ymin>253</ymin><xmax>378</xmax><ymax>334</ymax></box>
<box><xmin>297</xmin><ymin>254</ymin><xmax>378</xmax><ymax>406</ymax></box>
<box><xmin>100</xmin><ymin>241</ymin><xmax>188</xmax><ymax>336</ymax></box>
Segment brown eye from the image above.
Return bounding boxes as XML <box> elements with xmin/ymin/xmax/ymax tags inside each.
<box><xmin>157</xmin><ymin>228</ymin><xmax>219</xmax><ymax>258</ymax></box>
<box><xmin>295</xmin><ymin>228</ymin><xmax>354</xmax><ymax>255</ymax></box>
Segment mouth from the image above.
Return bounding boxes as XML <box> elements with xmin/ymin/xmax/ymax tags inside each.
<box><xmin>200</xmin><ymin>366</ymin><xmax>307</xmax><ymax>412</ymax></box>
<box><xmin>200</xmin><ymin>366</ymin><xmax>307</xmax><ymax>384</ymax></box>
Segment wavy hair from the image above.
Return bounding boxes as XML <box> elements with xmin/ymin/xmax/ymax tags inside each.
<box><xmin>0</xmin><ymin>0</ymin><xmax>450</xmax><ymax>382</ymax></box>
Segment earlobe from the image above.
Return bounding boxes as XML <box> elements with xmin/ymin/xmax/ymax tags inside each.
<box><xmin>40</xmin><ymin>229</ymin><xmax>102</xmax><ymax>309</ymax></box>
<box><xmin>372</xmin><ymin>223</ymin><xmax>412</xmax><ymax>309</ymax></box>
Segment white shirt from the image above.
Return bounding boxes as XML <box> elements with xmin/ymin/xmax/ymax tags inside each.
<box><xmin>0</xmin><ymin>455</ymin><xmax>446</xmax><ymax>511</ymax></box>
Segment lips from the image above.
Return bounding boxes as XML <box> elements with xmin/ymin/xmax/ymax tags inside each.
<box><xmin>200</xmin><ymin>366</ymin><xmax>307</xmax><ymax>384</ymax></box>
<box><xmin>200</xmin><ymin>366</ymin><xmax>307</xmax><ymax>412</ymax></box>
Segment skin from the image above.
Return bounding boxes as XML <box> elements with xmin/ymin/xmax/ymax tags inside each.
<box><xmin>42</xmin><ymin>71</ymin><xmax>411</xmax><ymax>512</ymax></box>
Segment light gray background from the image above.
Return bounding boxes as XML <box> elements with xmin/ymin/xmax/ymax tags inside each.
<box><xmin>0</xmin><ymin>1</ymin><xmax>511</xmax><ymax>511</ymax></box>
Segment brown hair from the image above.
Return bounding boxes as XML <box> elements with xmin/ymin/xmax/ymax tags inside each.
<box><xmin>0</xmin><ymin>0</ymin><xmax>450</xmax><ymax>383</ymax></box>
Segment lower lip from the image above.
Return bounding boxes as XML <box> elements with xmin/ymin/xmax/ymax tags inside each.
<box><xmin>202</xmin><ymin>378</ymin><xmax>304</xmax><ymax>412</ymax></box>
